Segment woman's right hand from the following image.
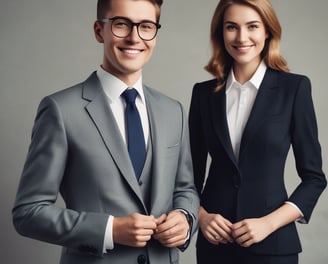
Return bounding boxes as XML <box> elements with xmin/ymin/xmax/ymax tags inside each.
<box><xmin>198</xmin><ymin>206</ymin><xmax>234</xmax><ymax>245</ymax></box>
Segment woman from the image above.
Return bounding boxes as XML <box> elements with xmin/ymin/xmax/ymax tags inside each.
<box><xmin>188</xmin><ymin>0</ymin><xmax>327</xmax><ymax>263</ymax></box>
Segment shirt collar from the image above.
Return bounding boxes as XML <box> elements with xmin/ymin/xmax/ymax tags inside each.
<box><xmin>96</xmin><ymin>66</ymin><xmax>145</xmax><ymax>104</ymax></box>
<box><xmin>226</xmin><ymin>61</ymin><xmax>267</xmax><ymax>94</ymax></box>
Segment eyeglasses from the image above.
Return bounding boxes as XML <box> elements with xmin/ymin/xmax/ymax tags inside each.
<box><xmin>98</xmin><ymin>16</ymin><xmax>161</xmax><ymax>41</ymax></box>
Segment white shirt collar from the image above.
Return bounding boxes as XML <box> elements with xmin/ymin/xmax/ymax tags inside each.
<box><xmin>226</xmin><ymin>61</ymin><xmax>267</xmax><ymax>94</ymax></box>
<box><xmin>96</xmin><ymin>66</ymin><xmax>145</xmax><ymax>104</ymax></box>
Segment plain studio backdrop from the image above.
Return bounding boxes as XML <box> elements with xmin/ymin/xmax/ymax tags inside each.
<box><xmin>1</xmin><ymin>1</ymin><xmax>327</xmax><ymax>263</ymax></box>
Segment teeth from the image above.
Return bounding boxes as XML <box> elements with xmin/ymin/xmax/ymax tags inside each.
<box><xmin>237</xmin><ymin>46</ymin><xmax>252</xmax><ymax>50</ymax></box>
<box><xmin>123</xmin><ymin>49</ymin><xmax>140</xmax><ymax>54</ymax></box>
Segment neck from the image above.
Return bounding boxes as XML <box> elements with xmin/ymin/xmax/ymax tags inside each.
<box><xmin>119</xmin><ymin>74</ymin><xmax>141</xmax><ymax>87</ymax></box>
<box><xmin>233</xmin><ymin>60</ymin><xmax>261</xmax><ymax>84</ymax></box>
<box><xmin>101</xmin><ymin>65</ymin><xmax>141</xmax><ymax>87</ymax></box>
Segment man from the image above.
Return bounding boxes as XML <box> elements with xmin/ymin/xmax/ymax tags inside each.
<box><xmin>12</xmin><ymin>0</ymin><xmax>199</xmax><ymax>263</ymax></box>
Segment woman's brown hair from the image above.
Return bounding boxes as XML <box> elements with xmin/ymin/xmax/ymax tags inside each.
<box><xmin>206</xmin><ymin>0</ymin><xmax>289</xmax><ymax>91</ymax></box>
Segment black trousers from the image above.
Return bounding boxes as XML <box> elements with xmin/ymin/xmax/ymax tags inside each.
<box><xmin>196</xmin><ymin>242</ymin><xmax>298</xmax><ymax>264</ymax></box>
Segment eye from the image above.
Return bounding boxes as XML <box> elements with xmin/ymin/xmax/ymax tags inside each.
<box><xmin>113</xmin><ymin>19</ymin><xmax>130</xmax><ymax>28</ymax></box>
<box><xmin>225</xmin><ymin>24</ymin><xmax>238</xmax><ymax>31</ymax></box>
<box><xmin>139</xmin><ymin>22</ymin><xmax>155</xmax><ymax>32</ymax></box>
<box><xmin>248</xmin><ymin>24</ymin><xmax>260</xmax><ymax>30</ymax></box>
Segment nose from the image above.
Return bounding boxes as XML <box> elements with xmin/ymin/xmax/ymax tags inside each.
<box><xmin>126</xmin><ymin>25</ymin><xmax>141</xmax><ymax>42</ymax></box>
<box><xmin>237</xmin><ymin>28</ymin><xmax>247</xmax><ymax>43</ymax></box>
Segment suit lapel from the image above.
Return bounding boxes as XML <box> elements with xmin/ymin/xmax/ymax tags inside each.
<box><xmin>210</xmin><ymin>87</ymin><xmax>238</xmax><ymax>167</ymax></box>
<box><xmin>82</xmin><ymin>73</ymin><xmax>145</xmax><ymax>206</ymax></box>
<box><xmin>142</xmin><ymin>87</ymin><xmax>166</xmax><ymax>214</ymax></box>
<box><xmin>239</xmin><ymin>69</ymin><xmax>279</xmax><ymax>161</ymax></box>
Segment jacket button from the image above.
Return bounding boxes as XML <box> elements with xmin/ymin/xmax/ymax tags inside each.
<box><xmin>137</xmin><ymin>254</ymin><xmax>147</xmax><ymax>264</ymax></box>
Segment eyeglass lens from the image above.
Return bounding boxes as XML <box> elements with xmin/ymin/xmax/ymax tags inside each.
<box><xmin>111</xmin><ymin>18</ymin><xmax>158</xmax><ymax>40</ymax></box>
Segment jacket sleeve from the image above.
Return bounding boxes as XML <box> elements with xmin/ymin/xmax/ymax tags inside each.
<box><xmin>173</xmin><ymin>101</ymin><xmax>200</xmax><ymax>238</ymax></box>
<box><xmin>12</xmin><ymin>96</ymin><xmax>108</xmax><ymax>257</ymax></box>
<box><xmin>288</xmin><ymin>76</ymin><xmax>327</xmax><ymax>222</ymax></box>
<box><xmin>188</xmin><ymin>84</ymin><xmax>209</xmax><ymax>196</ymax></box>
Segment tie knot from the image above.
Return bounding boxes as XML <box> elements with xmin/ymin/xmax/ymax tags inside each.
<box><xmin>122</xmin><ymin>88</ymin><xmax>138</xmax><ymax>104</ymax></box>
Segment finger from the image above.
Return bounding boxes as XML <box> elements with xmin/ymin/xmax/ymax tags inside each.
<box><xmin>155</xmin><ymin>217</ymin><xmax>188</xmax><ymax>242</ymax></box>
<box><xmin>238</xmin><ymin>236</ymin><xmax>253</xmax><ymax>248</ymax></box>
<box><xmin>205</xmin><ymin>232</ymin><xmax>226</xmax><ymax>245</ymax></box>
<box><xmin>155</xmin><ymin>214</ymin><xmax>167</xmax><ymax>225</ymax></box>
<box><xmin>234</xmin><ymin>231</ymin><xmax>252</xmax><ymax>246</ymax></box>
<box><xmin>156</xmin><ymin>229</ymin><xmax>188</xmax><ymax>247</ymax></box>
<box><xmin>135</xmin><ymin>234</ymin><xmax>152</xmax><ymax>242</ymax></box>
<box><xmin>213</xmin><ymin>233</ymin><xmax>221</xmax><ymax>241</ymax></box>
<box><xmin>156</xmin><ymin>214</ymin><xmax>179</xmax><ymax>233</ymax></box>
<box><xmin>211</xmin><ymin>223</ymin><xmax>234</xmax><ymax>243</ymax></box>
<box><xmin>220</xmin><ymin>220</ymin><xmax>233</xmax><ymax>234</ymax></box>
<box><xmin>231</xmin><ymin>221</ymin><xmax>244</xmax><ymax>231</ymax></box>
<box><xmin>137</xmin><ymin>215</ymin><xmax>158</xmax><ymax>230</ymax></box>
<box><xmin>137</xmin><ymin>228</ymin><xmax>156</xmax><ymax>236</ymax></box>
<box><xmin>231</xmin><ymin>223</ymin><xmax>247</xmax><ymax>238</ymax></box>
<box><xmin>154</xmin><ymin>223</ymin><xmax>178</xmax><ymax>239</ymax></box>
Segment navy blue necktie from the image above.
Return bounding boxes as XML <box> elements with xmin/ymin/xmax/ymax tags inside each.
<box><xmin>122</xmin><ymin>88</ymin><xmax>146</xmax><ymax>180</ymax></box>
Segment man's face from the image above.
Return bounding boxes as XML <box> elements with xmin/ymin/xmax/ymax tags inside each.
<box><xmin>95</xmin><ymin>0</ymin><xmax>158</xmax><ymax>85</ymax></box>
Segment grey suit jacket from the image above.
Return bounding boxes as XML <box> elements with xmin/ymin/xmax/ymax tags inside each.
<box><xmin>12</xmin><ymin>72</ymin><xmax>199</xmax><ymax>264</ymax></box>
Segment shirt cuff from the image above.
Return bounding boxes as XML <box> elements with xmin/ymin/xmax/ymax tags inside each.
<box><xmin>285</xmin><ymin>201</ymin><xmax>307</xmax><ymax>224</ymax></box>
<box><xmin>103</xmin><ymin>215</ymin><xmax>114</xmax><ymax>253</ymax></box>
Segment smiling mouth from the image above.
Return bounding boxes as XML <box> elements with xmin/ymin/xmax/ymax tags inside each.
<box><xmin>234</xmin><ymin>45</ymin><xmax>254</xmax><ymax>51</ymax></box>
<box><xmin>119</xmin><ymin>48</ymin><xmax>143</xmax><ymax>54</ymax></box>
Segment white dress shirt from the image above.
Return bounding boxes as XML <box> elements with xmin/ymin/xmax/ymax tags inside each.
<box><xmin>226</xmin><ymin>61</ymin><xmax>305</xmax><ymax>222</ymax></box>
<box><xmin>97</xmin><ymin>66</ymin><xmax>149</xmax><ymax>146</ymax></box>
<box><xmin>226</xmin><ymin>61</ymin><xmax>266</xmax><ymax>160</ymax></box>
<box><xmin>96</xmin><ymin>66</ymin><xmax>150</xmax><ymax>251</ymax></box>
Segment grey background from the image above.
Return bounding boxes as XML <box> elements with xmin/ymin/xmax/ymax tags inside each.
<box><xmin>1</xmin><ymin>1</ymin><xmax>327</xmax><ymax>263</ymax></box>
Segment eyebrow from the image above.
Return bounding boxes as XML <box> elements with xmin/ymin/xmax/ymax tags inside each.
<box><xmin>224</xmin><ymin>20</ymin><xmax>262</xmax><ymax>25</ymax></box>
<box><xmin>111</xmin><ymin>16</ymin><xmax>157</xmax><ymax>24</ymax></box>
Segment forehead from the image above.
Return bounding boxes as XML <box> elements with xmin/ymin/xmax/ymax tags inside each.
<box><xmin>224</xmin><ymin>4</ymin><xmax>263</xmax><ymax>23</ymax></box>
<box><xmin>107</xmin><ymin>0</ymin><xmax>157</xmax><ymax>21</ymax></box>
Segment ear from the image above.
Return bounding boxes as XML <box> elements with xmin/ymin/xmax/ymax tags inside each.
<box><xmin>94</xmin><ymin>21</ymin><xmax>104</xmax><ymax>43</ymax></box>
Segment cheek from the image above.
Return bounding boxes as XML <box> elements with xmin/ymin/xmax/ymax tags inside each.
<box><xmin>223</xmin><ymin>38</ymin><xmax>233</xmax><ymax>54</ymax></box>
<box><xmin>150</xmin><ymin>38</ymin><xmax>156</xmax><ymax>49</ymax></box>
<box><xmin>223</xmin><ymin>32</ymin><xmax>235</xmax><ymax>46</ymax></box>
<box><xmin>254</xmin><ymin>32</ymin><xmax>267</xmax><ymax>46</ymax></box>
<box><xmin>145</xmin><ymin>40</ymin><xmax>156</xmax><ymax>54</ymax></box>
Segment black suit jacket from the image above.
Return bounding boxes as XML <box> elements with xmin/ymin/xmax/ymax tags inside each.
<box><xmin>189</xmin><ymin>68</ymin><xmax>326</xmax><ymax>255</ymax></box>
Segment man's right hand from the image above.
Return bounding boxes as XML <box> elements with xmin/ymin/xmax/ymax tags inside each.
<box><xmin>113</xmin><ymin>213</ymin><xmax>157</xmax><ymax>247</ymax></box>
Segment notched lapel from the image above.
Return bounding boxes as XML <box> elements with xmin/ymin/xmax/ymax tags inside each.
<box><xmin>210</xmin><ymin>88</ymin><xmax>237</xmax><ymax>166</ymax></box>
<box><xmin>239</xmin><ymin>69</ymin><xmax>279</xmax><ymax>160</ymax></box>
<box><xmin>82</xmin><ymin>73</ymin><xmax>145</xmax><ymax>205</ymax></box>
<box><xmin>143</xmin><ymin>87</ymin><xmax>167</xmax><ymax>213</ymax></box>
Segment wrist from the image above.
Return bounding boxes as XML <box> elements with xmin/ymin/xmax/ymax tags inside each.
<box><xmin>262</xmin><ymin>214</ymin><xmax>277</xmax><ymax>233</ymax></box>
<box><xmin>198</xmin><ymin>206</ymin><xmax>207</xmax><ymax>219</ymax></box>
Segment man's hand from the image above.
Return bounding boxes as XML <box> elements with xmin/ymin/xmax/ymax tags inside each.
<box><xmin>113</xmin><ymin>213</ymin><xmax>157</xmax><ymax>247</ymax></box>
<box><xmin>153</xmin><ymin>211</ymin><xmax>190</xmax><ymax>248</ymax></box>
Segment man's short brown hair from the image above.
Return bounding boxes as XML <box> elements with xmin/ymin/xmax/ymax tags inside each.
<box><xmin>97</xmin><ymin>0</ymin><xmax>163</xmax><ymax>21</ymax></box>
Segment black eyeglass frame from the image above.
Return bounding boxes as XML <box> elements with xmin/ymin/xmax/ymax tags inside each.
<box><xmin>98</xmin><ymin>16</ymin><xmax>161</xmax><ymax>41</ymax></box>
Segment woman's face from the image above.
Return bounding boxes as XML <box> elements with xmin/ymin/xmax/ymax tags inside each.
<box><xmin>223</xmin><ymin>4</ymin><xmax>268</xmax><ymax>71</ymax></box>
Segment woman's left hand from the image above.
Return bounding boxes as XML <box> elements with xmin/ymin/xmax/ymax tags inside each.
<box><xmin>231</xmin><ymin>218</ymin><xmax>274</xmax><ymax>247</ymax></box>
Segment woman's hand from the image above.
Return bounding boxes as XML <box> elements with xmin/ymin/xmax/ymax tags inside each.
<box><xmin>198</xmin><ymin>206</ymin><xmax>234</xmax><ymax>245</ymax></box>
<box><xmin>231</xmin><ymin>217</ymin><xmax>274</xmax><ymax>247</ymax></box>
